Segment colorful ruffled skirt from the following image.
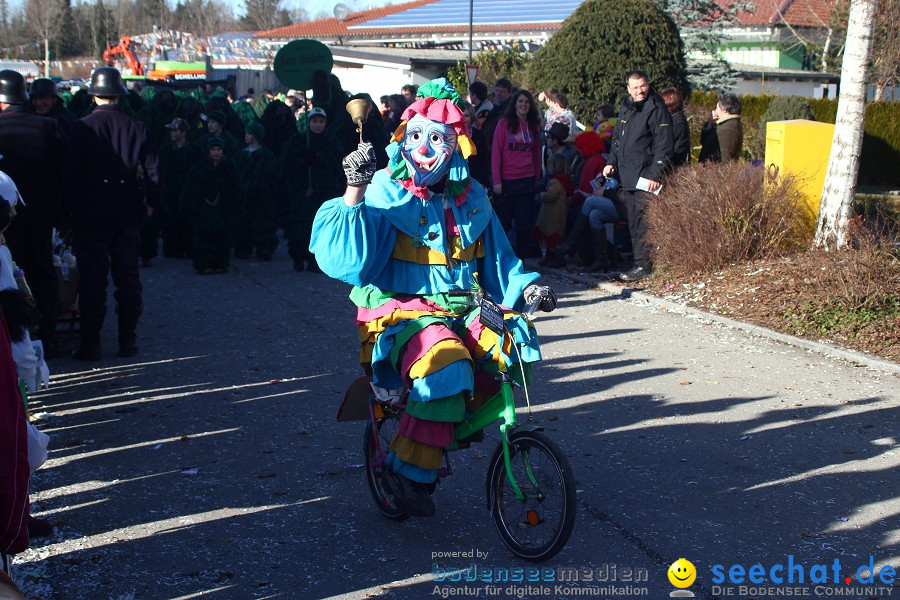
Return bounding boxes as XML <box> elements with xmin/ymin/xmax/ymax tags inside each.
<box><xmin>351</xmin><ymin>286</ymin><xmax>540</xmax><ymax>483</ymax></box>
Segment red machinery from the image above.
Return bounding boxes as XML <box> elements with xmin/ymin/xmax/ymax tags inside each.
<box><xmin>103</xmin><ymin>37</ymin><xmax>144</xmax><ymax>77</ymax></box>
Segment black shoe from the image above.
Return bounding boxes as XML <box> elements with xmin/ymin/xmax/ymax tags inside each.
<box><xmin>28</xmin><ymin>516</ymin><xmax>54</xmax><ymax>538</ymax></box>
<box><xmin>386</xmin><ymin>469</ymin><xmax>436</xmax><ymax>517</ymax></box>
<box><xmin>118</xmin><ymin>341</ymin><xmax>138</xmax><ymax>358</ymax></box>
<box><xmin>72</xmin><ymin>344</ymin><xmax>101</xmax><ymax>361</ymax></box>
<box><xmin>619</xmin><ymin>265</ymin><xmax>651</xmax><ymax>282</ymax></box>
<box><xmin>306</xmin><ymin>261</ymin><xmax>322</xmax><ymax>274</ymax></box>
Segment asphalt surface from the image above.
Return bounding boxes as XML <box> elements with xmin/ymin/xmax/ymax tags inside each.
<box><xmin>14</xmin><ymin>241</ymin><xmax>899</xmax><ymax>600</ymax></box>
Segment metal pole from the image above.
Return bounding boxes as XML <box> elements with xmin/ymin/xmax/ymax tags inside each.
<box><xmin>468</xmin><ymin>0</ymin><xmax>473</xmax><ymax>64</ymax></box>
<box><xmin>44</xmin><ymin>38</ymin><xmax>49</xmax><ymax>77</ymax></box>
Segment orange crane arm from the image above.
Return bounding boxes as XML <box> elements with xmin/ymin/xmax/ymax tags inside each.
<box><xmin>103</xmin><ymin>37</ymin><xmax>144</xmax><ymax>76</ymax></box>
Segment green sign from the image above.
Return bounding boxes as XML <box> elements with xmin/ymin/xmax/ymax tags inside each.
<box><xmin>273</xmin><ymin>39</ymin><xmax>333</xmax><ymax>91</ymax></box>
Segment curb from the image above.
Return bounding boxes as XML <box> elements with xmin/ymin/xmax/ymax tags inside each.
<box><xmin>530</xmin><ymin>262</ymin><xmax>900</xmax><ymax>377</ymax></box>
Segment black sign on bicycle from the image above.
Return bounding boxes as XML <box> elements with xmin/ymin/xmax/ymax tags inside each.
<box><xmin>479</xmin><ymin>295</ymin><xmax>505</xmax><ymax>335</ymax></box>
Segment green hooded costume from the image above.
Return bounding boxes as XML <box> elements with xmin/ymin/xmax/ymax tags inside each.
<box><xmin>278</xmin><ymin>127</ymin><xmax>345</xmax><ymax>270</ymax></box>
<box><xmin>181</xmin><ymin>142</ymin><xmax>241</xmax><ymax>273</ymax></box>
<box><xmin>159</xmin><ymin>137</ymin><xmax>204</xmax><ymax>258</ymax></box>
<box><xmin>233</xmin><ymin>126</ymin><xmax>279</xmax><ymax>259</ymax></box>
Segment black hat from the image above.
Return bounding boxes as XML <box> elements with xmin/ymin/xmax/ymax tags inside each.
<box><xmin>208</xmin><ymin>110</ymin><xmax>227</xmax><ymax>125</ymax></box>
<box><xmin>0</xmin><ymin>70</ymin><xmax>27</xmax><ymax>105</ymax></box>
<box><xmin>548</xmin><ymin>122</ymin><xmax>570</xmax><ymax>143</ymax></box>
<box><xmin>165</xmin><ymin>118</ymin><xmax>190</xmax><ymax>132</ymax></box>
<box><xmin>88</xmin><ymin>67</ymin><xmax>126</xmax><ymax>97</ymax></box>
<box><xmin>29</xmin><ymin>78</ymin><xmax>59</xmax><ymax>98</ymax></box>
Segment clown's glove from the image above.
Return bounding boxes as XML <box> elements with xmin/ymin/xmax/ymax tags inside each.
<box><xmin>523</xmin><ymin>284</ymin><xmax>557</xmax><ymax>313</ymax></box>
<box><xmin>342</xmin><ymin>142</ymin><xmax>377</xmax><ymax>187</ymax></box>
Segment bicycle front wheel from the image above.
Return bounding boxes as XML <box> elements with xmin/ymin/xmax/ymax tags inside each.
<box><xmin>487</xmin><ymin>431</ymin><xmax>576</xmax><ymax>561</ymax></box>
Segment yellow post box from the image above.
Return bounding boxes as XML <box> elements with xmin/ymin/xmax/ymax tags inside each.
<box><xmin>764</xmin><ymin>119</ymin><xmax>835</xmax><ymax>224</ymax></box>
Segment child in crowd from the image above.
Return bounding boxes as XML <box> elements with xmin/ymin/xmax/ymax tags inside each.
<box><xmin>535</xmin><ymin>153</ymin><xmax>574</xmax><ymax>257</ymax></box>
<box><xmin>279</xmin><ymin>107</ymin><xmax>344</xmax><ymax>272</ymax></box>
<box><xmin>593</xmin><ymin>105</ymin><xmax>616</xmax><ymax>143</ymax></box>
<box><xmin>159</xmin><ymin>118</ymin><xmax>203</xmax><ymax>259</ymax></box>
<box><xmin>181</xmin><ymin>138</ymin><xmax>240</xmax><ymax>274</ymax></box>
<box><xmin>233</xmin><ymin>121</ymin><xmax>279</xmax><ymax>260</ymax></box>
<box><xmin>203</xmin><ymin>111</ymin><xmax>241</xmax><ymax>158</ymax></box>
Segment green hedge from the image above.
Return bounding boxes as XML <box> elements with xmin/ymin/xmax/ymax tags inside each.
<box><xmin>686</xmin><ymin>93</ymin><xmax>900</xmax><ymax>187</ymax></box>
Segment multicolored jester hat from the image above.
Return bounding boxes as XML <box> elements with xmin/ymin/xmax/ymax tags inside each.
<box><xmin>385</xmin><ymin>78</ymin><xmax>477</xmax><ymax>203</ymax></box>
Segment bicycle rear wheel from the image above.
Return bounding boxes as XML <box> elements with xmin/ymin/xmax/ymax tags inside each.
<box><xmin>487</xmin><ymin>431</ymin><xmax>576</xmax><ymax>561</ymax></box>
<box><xmin>363</xmin><ymin>404</ymin><xmax>409</xmax><ymax>521</ymax></box>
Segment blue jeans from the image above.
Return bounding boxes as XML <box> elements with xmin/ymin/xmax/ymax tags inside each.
<box><xmin>581</xmin><ymin>195</ymin><xmax>620</xmax><ymax>229</ymax></box>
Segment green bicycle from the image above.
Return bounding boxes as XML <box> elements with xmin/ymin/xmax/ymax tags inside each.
<box><xmin>337</xmin><ymin>288</ymin><xmax>577</xmax><ymax>561</ymax></box>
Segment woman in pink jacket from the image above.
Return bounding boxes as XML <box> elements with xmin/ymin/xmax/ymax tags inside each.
<box><xmin>491</xmin><ymin>89</ymin><xmax>542</xmax><ymax>258</ymax></box>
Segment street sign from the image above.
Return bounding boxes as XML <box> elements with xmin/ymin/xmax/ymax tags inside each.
<box><xmin>273</xmin><ymin>39</ymin><xmax>333</xmax><ymax>91</ymax></box>
<box><xmin>466</xmin><ymin>64</ymin><xmax>479</xmax><ymax>85</ymax></box>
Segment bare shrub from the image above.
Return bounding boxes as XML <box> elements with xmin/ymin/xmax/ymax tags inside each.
<box><xmin>807</xmin><ymin>218</ymin><xmax>899</xmax><ymax>313</ymax></box>
<box><xmin>647</xmin><ymin>162</ymin><xmax>813</xmax><ymax>274</ymax></box>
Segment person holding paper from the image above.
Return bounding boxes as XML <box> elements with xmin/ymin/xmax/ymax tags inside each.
<box><xmin>602</xmin><ymin>70</ymin><xmax>673</xmax><ymax>282</ymax></box>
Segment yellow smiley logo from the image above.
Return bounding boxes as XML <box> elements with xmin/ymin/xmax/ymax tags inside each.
<box><xmin>668</xmin><ymin>558</ymin><xmax>697</xmax><ymax>588</ymax></box>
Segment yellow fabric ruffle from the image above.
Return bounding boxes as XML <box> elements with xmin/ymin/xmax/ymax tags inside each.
<box><xmin>407</xmin><ymin>339</ymin><xmax>472</xmax><ymax>380</ymax></box>
<box><xmin>390</xmin><ymin>433</ymin><xmax>443</xmax><ymax>469</ymax></box>
<box><xmin>392</xmin><ymin>233</ymin><xmax>485</xmax><ymax>265</ymax></box>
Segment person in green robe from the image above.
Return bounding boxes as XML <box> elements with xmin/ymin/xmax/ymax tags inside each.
<box><xmin>233</xmin><ymin>121</ymin><xmax>279</xmax><ymax>260</ymax></box>
<box><xmin>278</xmin><ymin>107</ymin><xmax>345</xmax><ymax>272</ymax></box>
<box><xmin>202</xmin><ymin>111</ymin><xmax>241</xmax><ymax>158</ymax></box>
<box><xmin>159</xmin><ymin>118</ymin><xmax>203</xmax><ymax>259</ymax></box>
<box><xmin>181</xmin><ymin>137</ymin><xmax>240</xmax><ymax>274</ymax></box>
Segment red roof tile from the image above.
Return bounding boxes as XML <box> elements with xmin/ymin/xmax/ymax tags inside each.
<box><xmin>726</xmin><ymin>0</ymin><xmax>838</xmax><ymax>26</ymax></box>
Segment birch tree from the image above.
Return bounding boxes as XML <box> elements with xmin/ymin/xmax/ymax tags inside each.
<box><xmin>814</xmin><ymin>0</ymin><xmax>877</xmax><ymax>250</ymax></box>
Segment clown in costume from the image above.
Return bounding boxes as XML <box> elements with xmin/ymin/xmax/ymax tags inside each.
<box><xmin>310</xmin><ymin>79</ymin><xmax>555</xmax><ymax>516</ymax></box>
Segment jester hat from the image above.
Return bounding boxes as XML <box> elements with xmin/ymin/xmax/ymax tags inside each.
<box><xmin>386</xmin><ymin>78</ymin><xmax>476</xmax><ymax>202</ymax></box>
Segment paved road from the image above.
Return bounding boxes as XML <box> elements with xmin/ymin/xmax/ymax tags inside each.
<box><xmin>15</xmin><ymin>244</ymin><xmax>899</xmax><ymax>599</ymax></box>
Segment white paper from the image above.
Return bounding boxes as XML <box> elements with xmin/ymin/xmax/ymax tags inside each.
<box><xmin>636</xmin><ymin>177</ymin><xmax>662</xmax><ymax>195</ymax></box>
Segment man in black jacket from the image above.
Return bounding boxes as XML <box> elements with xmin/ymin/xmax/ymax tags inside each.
<box><xmin>28</xmin><ymin>78</ymin><xmax>76</xmax><ymax>139</ymax></box>
<box><xmin>63</xmin><ymin>67</ymin><xmax>160</xmax><ymax>360</ymax></box>
<box><xmin>0</xmin><ymin>69</ymin><xmax>66</xmax><ymax>357</ymax></box>
<box><xmin>603</xmin><ymin>71</ymin><xmax>673</xmax><ymax>282</ymax></box>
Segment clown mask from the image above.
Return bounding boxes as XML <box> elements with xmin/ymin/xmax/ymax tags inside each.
<box><xmin>400</xmin><ymin>114</ymin><xmax>458</xmax><ymax>188</ymax></box>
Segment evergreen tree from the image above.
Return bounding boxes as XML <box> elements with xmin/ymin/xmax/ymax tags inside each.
<box><xmin>663</xmin><ymin>0</ymin><xmax>754</xmax><ymax>91</ymax></box>
<box><xmin>526</xmin><ymin>0</ymin><xmax>687</xmax><ymax>123</ymax></box>
<box><xmin>447</xmin><ymin>47</ymin><xmax>531</xmax><ymax>98</ymax></box>
<box><xmin>241</xmin><ymin>0</ymin><xmax>281</xmax><ymax>30</ymax></box>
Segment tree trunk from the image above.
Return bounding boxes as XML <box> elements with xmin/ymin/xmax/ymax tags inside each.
<box><xmin>814</xmin><ymin>0</ymin><xmax>877</xmax><ymax>250</ymax></box>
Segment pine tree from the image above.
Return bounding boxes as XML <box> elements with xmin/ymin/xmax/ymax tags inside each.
<box><xmin>663</xmin><ymin>0</ymin><xmax>755</xmax><ymax>91</ymax></box>
<box><xmin>526</xmin><ymin>0</ymin><xmax>687</xmax><ymax>123</ymax></box>
<box><xmin>241</xmin><ymin>0</ymin><xmax>282</xmax><ymax>31</ymax></box>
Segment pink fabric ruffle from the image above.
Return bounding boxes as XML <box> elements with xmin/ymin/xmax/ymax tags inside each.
<box><xmin>398</xmin><ymin>412</ymin><xmax>455</xmax><ymax>447</ymax></box>
<box><xmin>444</xmin><ymin>207</ymin><xmax>459</xmax><ymax>235</ymax></box>
<box><xmin>400</xmin><ymin>324</ymin><xmax>463</xmax><ymax>385</ymax></box>
<box><xmin>356</xmin><ymin>296</ymin><xmax>446</xmax><ymax>325</ymax></box>
<box><xmin>401</xmin><ymin>98</ymin><xmax>467</xmax><ymax>137</ymax></box>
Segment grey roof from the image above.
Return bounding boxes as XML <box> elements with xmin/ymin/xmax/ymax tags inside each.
<box><xmin>0</xmin><ymin>61</ymin><xmax>40</xmax><ymax>77</ymax></box>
